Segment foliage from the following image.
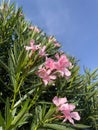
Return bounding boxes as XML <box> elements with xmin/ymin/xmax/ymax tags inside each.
<box><xmin>0</xmin><ymin>1</ymin><xmax>98</xmax><ymax>130</ymax></box>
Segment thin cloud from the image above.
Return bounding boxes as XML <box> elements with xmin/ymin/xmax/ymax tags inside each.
<box><xmin>34</xmin><ymin>0</ymin><xmax>70</xmax><ymax>35</ymax></box>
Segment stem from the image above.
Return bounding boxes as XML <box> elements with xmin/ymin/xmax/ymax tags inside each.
<box><xmin>45</xmin><ymin>117</ymin><xmax>56</xmax><ymax>123</ymax></box>
<box><xmin>13</xmin><ymin>88</ymin><xmax>35</xmax><ymax>108</ymax></box>
<box><xmin>11</xmin><ymin>91</ymin><xmax>17</xmax><ymax>110</ymax></box>
<box><xmin>11</xmin><ymin>75</ymin><xmax>26</xmax><ymax>110</ymax></box>
<box><xmin>28</xmin><ymin>87</ymin><xmax>40</xmax><ymax>110</ymax></box>
<box><xmin>34</xmin><ymin>125</ymin><xmax>39</xmax><ymax>130</ymax></box>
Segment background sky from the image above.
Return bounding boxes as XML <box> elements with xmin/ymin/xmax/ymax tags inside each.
<box><xmin>11</xmin><ymin>0</ymin><xmax>98</xmax><ymax>73</ymax></box>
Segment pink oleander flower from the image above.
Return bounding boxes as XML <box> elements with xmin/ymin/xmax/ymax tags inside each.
<box><xmin>34</xmin><ymin>26</ymin><xmax>40</xmax><ymax>33</ymax></box>
<box><xmin>37</xmin><ymin>67</ymin><xmax>56</xmax><ymax>85</ymax></box>
<box><xmin>55</xmin><ymin>54</ymin><xmax>72</xmax><ymax>77</ymax></box>
<box><xmin>54</xmin><ymin>41</ymin><xmax>61</xmax><ymax>47</ymax></box>
<box><xmin>59</xmin><ymin>103</ymin><xmax>80</xmax><ymax>125</ymax></box>
<box><xmin>45</xmin><ymin>58</ymin><xmax>56</xmax><ymax>71</ymax></box>
<box><xmin>39</xmin><ymin>45</ymin><xmax>47</xmax><ymax>57</ymax></box>
<box><xmin>63</xmin><ymin>68</ymin><xmax>71</xmax><ymax>77</ymax></box>
<box><xmin>55</xmin><ymin>54</ymin><xmax>72</xmax><ymax>68</ymax></box>
<box><xmin>28</xmin><ymin>26</ymin><xmax>34</xmax><ymax>30</ymax></box>
<box><xmin>28</xmin><ymin>26</ymin><xmax>40</xmax><ymax>33</ymax></box>
<box><xmin>48</xmin><ymin>36</ymin><xmax>56</xmax><ymax>42</ymax></box>
<box><xmin>25</xmin><ymin>40</ymin><xmax>40</xmax><ymax>52</ymax></box>
<box><xmin>52</xmin><ymin>96</ymin><xmax>67</xmax><ymax>107</ymax></box>
<box><xmin>58</xmin><ymin>103</ymin><xmax>75</xmax><ymax>111</ymax></box>
<box><xmin>52</xmin><ymin>96</ymin><xmax>80</xmax><ymax>125</ymax></box>
<box><xmin>48</xmin><ymin>36</ymin><xmax>61</xmax><ymax>47</ymax></box>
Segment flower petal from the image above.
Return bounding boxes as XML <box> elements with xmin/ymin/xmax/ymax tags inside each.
<box><xmin>58</xmin><ymin>103</ymin><xmax>69</xmax><ymax>111</ymax></box>
<box><xmin>52</xmin><ymin>96</ymin><xmax>67</xmax><ymax>107</ymax></box>
<box><xmin>69</xmin><ymin>104</ymin><xmax>75</xmax><ymax>111</ymax></box>
<box><xmin>68</xmin><ymin>117</ymin><xmax>75</xmax><ymax>125</ymax></box>
<box><xmin>25</xmin><ymin>46</ymin><xmax>32</xmax><ymax>50</ymax></box>
<box><xmin>71</xmin><ymin>112</ymin><xmax>81</xmax><ymax>121</ymax></box>
<box><xmin>64</xmin><ymin>68</ymin><xmax>71</xmax><ymax>77</ymax></box>
<box><xmin>30</xmin><ymin>40</ymin><xmax>35</xmax><ymax>47</ymax></box>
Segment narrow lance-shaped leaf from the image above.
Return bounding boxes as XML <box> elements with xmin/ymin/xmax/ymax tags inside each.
<box><xmin>43</xmin><ymin>123</ymin><xmax>75</xmax><ymax>130</ymax></box>
<box><xmin>9</xmin><ymin>99</ymin><xmax>29</xmax><ymax>129</ymax></box>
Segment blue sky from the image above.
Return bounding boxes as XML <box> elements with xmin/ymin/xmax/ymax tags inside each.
<box><xmin>11</xmin><ymin>0</ymin><xmax>98</xmax><ymax>72</ymax></box>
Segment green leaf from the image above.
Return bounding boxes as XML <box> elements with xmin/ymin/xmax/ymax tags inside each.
<box><xmin>74</xmin><ymin>124</ymin><xmax>91</xmax><ymax>129</ymax></box>
<box><xmin>43</xmin><ymin>123</ymin><xmax>75</xmax><ymax>130</ymax></box>
<box><xmin>9</xmin><ymin>100</ymin><xmax>29</xmax><ymax>129</ymax></box>
<box><xmin>86</xmin><ymin>90</ymin><xmax>96</xmax><ymax>100</ymax></box>
<box><xmin>27</xmin><ymin>67</ymin><xmax>37</xmax><ymax>76</ymax></box>
<box><xmin>0</xmin><ymin>59</ymin><xmax>9</xmax><ymax>72</ymax></box>
<box><xmin>0</xmin><ymin>112</ymin><xmax>5</xmax><ymax>128</ymax></box>
<box><xmin>35</xmin><ymin>105</ymin><xmax>42</xmax><ymax>122</ymax></box>
<box><xmin>14</xmin><ymin>89</ymin><xmax>35</xmax><ymax>108</ymax></box>
<box><xmin>44</xmin><ymin>106</ymin><xmax>56</xmax><ymax>121</ymax></box>
<box><xmin>5</xmin><ymin>98</ymin><xmax>14</xmax><ymax>130</ymax></box>
<box><xmin>16</xmin><ymin>49</ymin><xmax>27</xmax><ymax>73</ymax></box>
<box><xmin>17</xmin><ymin>113</ymin><xmax>32</xmax><ymax>128</ymax></box>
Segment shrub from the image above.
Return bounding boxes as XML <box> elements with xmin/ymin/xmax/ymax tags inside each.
<box><xmin>0</xmin><ymin>1</ymin><xmax>98</xmax><ymax>130</ymax></box>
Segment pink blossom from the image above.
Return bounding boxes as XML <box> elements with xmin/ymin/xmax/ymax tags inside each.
<box><xmin>37</xmin><ymin>67</ymin><xmax>56</xmax><ymax>85</ymax></box>
<box><xmin>54</xmin><ymin>41</ymin><xmax>61</xmax><ymax>47</ymax></box>
<box><xmin>25</xmin><ymin>40</ymin><xmax>40</xmax><ymax>52</ymax></box>
<box><xmin>55</xmin><ymin>54</ymin><xmax>72</xmax><ymax>68</ymax></box>
<box><xmin>52</xmin><ymin>96</ymin><xmax>67</xmax><ymax>107</ymax></box>
<box><xmin>28</xmin><ymin>26</ymin><xmax>40</xmax><ymax>32</ymax></box>
<box><xmin>39</xmin><ymin>46</ymin><xmax>47</xmax><ymax>57</ymax></box>
<box><xmin>52</xmin><ymin>96</ymin><xmax>80</xmax><ymax>125</ymax></box>
<box><xmin>25</xmin><ymin>40</ymin><xmax>35</xmax><ymax>51</ymax></box>
<box><xmin>58</xmin><ymin>103</ymin><xmax>75</xmax><ymax>111</ymax></box>
<box><xmin>56</xmin><ymin>68</ymin><xmax>71</xmax><ymax>77</ymax></box>
<box><xmin>48</xmin><ymin>36</ymin><xmax>56</xmax><ymax>43</ymax></box>
<box><xmin>28</xmin><ymin>26</ymin><xmax>40</xmax><ymax>33</ymax></box>
<box><xmin>34</xmin><ymin>26</ymin><xmax>40</xmax><ymax>33</ymax></box>
<box><xmin>28</xmin><ymin>26</ymin><xmax>34</xmax><ymax>30</ymax></box>
<box><xmin>55</xmin><ymin>54</ymin><xmax>72</xmax><ymax>77</ymax></box>
<box><xmin>48</xmin><ymin>36</ymin><xmax>60</xmax><ymax>47</ymax></box>
<box><xmin>45</xmin><ymin>58</ymin><xmax>56</xmax><ymax>71</ymax></box>
<box><xmin>59</xmin><ymin>103</ymin><xmax>80</xmax><ymax>125</ymax></box>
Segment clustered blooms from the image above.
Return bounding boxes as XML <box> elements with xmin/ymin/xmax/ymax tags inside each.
<box><xmin>25</xmin><ymin>29</ymin><xmax>72</xmax><ymax>86</ymax></box>
<box><xmin>36</xmin><ymin>67</ymin><xmax>56</xmax><ymax>86</ymax></box>
<box><xmin>37</xmin><ymin>54</ymin><xmax>72</xmax><ymax>85</ymax></box>
<box><xmin>52</xmin><ymin>96</ymin><xmax>80</xmax><ymax>125</ymax></box>
<box><xmin>48</xmin><ymin>36</ymin><xmax>61</xmax><ymax>47</ymax></box>
<box><xmin>25</xmin><ymin>26</ymin><xmax>80</xmax><ymax>125</ymax></box>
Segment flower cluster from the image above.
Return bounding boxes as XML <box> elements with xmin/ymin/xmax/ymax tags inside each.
<box><xmin>37</xmin><ymin>53</ymin><xmax>72</xmax><ymax>85</ymax></box>
<box><xmin>52</xmin><ymin>96</ymin><xmax>80</xmax><ymax>125</ymax></box>
<box><xmin>25</xmin><ymin>33</ymin><xmax>72</xmax><ymax>86</ymax></box>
